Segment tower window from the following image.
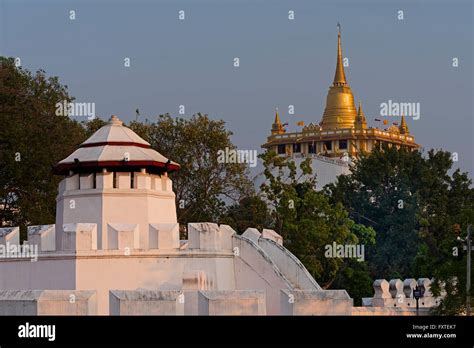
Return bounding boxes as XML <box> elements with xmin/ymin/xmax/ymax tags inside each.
<box><xmin>339</xmin><ymin>139</ymin><xmax>348</xmax><ymax>150</ymax></box>
<box><xmin>293</xmin><ymin>143</ymin><xmax>301</xmax><ymax>153</ymax></box>
<box><xmin>324</xmin><ymin>141</ymin><xmax>332</xmax><ymax>151</ymax></box>
<box><xmin>308</xmin><ymin>142</ymin><xmax>316</xmax><ymax>154</ymax></box>
<box><xmin>277</xmin><ymin>144</ymin><xmax>286</xmax><ymax>154</ymax></box>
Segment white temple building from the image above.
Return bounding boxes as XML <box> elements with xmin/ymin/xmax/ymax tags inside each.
<box><xmin>0</xmin><ymin>116</ymin><xmax>437</xmax><ymax>315</ymax></box>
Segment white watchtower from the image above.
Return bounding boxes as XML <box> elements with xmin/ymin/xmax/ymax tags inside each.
<box><xmin>54</xmin><ymin>115</ymin><xmax>180</xmax><ymax>250</ymax></box>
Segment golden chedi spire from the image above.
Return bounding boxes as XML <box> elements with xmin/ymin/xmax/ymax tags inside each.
<box><xmin>320</xmin><ymin>23</ymin><xmax>358</xmax><ymax>130</ymax></box>
<box><xmin>271</xmin><ymin>107</ymin><xmax>285</xmax><ymax>135</ymax></box>
<box><xmin>333</xmin><ymin>23</ymin><xmax>347</xmax><ymax>87</ymax></box>
<box><xmin>399</xmin><ymin>114</ymin><xmax>409</xmax><ymax>134</ymax></box>
<box><xmin>356</xmin><ymin>100</ymin><xmax>367</xmax><ymax>129</ymax></box>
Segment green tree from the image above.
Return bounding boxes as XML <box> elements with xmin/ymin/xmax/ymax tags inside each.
<box><xmin>219</xmin><ymin>195</ymin><xmax>272</xmax><ymax>233</ymax></box>
<box><xmin>331</xmin><ymin>222</ymin><xmax>376</xmax><ymax>305</ymax></box>
<box><xmin>129</xmin><ymin>113</ymin><xmax>253</xmax><ymax>224</ymax></box>
<box><xmin>326</xmin><ymin>144</ymin><xmax>474</xmax><ymax>314</ymax></box>
<box><xmin>0</xmin><ymin>57</ymin><xmax>86</xmax><ymax>238</ymax></box>
<box><xmin>259</xmin><ymin>150</ymin><xmax>373</xmax><ymax>289</ymax></box>
<box><xmin>82</xmin><ymin>117</ymin><xmax>107</xmax><ymax>137</ymax></box>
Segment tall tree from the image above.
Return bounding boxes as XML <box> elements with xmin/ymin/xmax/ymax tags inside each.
<box><xmin>259</xmin><ymin>150</ymin><xmax>375</xmax><ymax>289</ymax></box>
<box><xmin>219</xmin><ymin>195</ymin><xmax>272</xmax><ymax>233</ymax></box>
<box><xmin>129</xmin><ymin>113</ymin><xmax>253</xmax><ymax>224</ymax></box>
<box><xmin>326</xmin><ymin>144</ymin><xmax>474</xmax><ymax>313</ymax></box>
<box><xmin>0</xmin><ymin>57</ymin><xmax>86</xmax><ymax>238</ymax></box>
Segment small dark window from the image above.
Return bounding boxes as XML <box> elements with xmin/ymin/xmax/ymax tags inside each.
<box><xmin>293</xmin><ymin>143</ymin><xmax>301</xmax><ymax>153</ymax></box>
<box><xmin>339</xmin><ymin>139</ymin><xmax>348</xmax><ymax>150</ymax></box>
<box><xmin>308</xmin><ymin>142</ymin><xmax>316</xmax><ymax>154</ymax></box>
<box><xmin>277</xmin><ymin>144</ymin><xmax>286</xmax><ymax>154</ymax></box>
<box><xmin>113</xmin><ymin>172</ymin><xmax>117</xmax><ymax>188</ymax></box>
<box><xmin>93</xmin><ymin>172</ymin><xmax>97</xmax><ymax>189</ymax></box>
<box><xmin>131</xmin><ymin>172</ymin><xmax>135</xmax><ymax>188</ymax></box>
<box><xmin>324</xmin><ymin>141</ymin><xmax>332</xmax><ymax>151</ymax></box>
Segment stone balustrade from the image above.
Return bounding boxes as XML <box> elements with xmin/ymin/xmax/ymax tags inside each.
<box><xmin>364</xmin><ymin>278</ymin><xmax>441</xmax><ymax>308</ymax></box>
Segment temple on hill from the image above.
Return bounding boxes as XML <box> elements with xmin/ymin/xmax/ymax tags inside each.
<box><xmin>263</xmin><ymin>25</ymin><xmax>419</xmax><ymax>159</ymax></box>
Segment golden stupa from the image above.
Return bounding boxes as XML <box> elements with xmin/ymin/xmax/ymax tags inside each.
<box><xmin>263</xmin><ymin>24</ymin><xmax>419</xmax><ymax>159</ymax></box>
<box><xmin>320</xmin><ymin>25</ymin><xmax>358</xmax><ymax>130</ymax></box>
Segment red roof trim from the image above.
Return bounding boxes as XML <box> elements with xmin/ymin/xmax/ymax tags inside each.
<box><xmin>80</xmin><ymin>141</ymin><xmax>151</xmax><ymax>149</ymax></box>
<box><xmin>53</xmin><ymin>160</ymin><xmax>180</xmax><ymax>175</ymax></box>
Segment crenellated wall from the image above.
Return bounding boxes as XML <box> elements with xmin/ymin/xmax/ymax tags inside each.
<box><xmin>0</xmin><ymin>223</ymin><xmax>434</xmax><ymax>316</ymax></box>
<box><xmin>0</xmin><ymin>223</ymin><xmax>356</xmax><ymax>315</ymax></box>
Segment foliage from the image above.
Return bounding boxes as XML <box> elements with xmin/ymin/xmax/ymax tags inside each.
<box><xmin>259</xmin><ymin>150</ymin><xmax>374</xmax><ymax>289</ymax></box>
<box><xmin>219</xmin><ymin>195</ymin><xmax>272</xmax><ymax>233</ymax></box>
<box><xmin>129</xmin><ymin>113</ymin><xmax>253</xmax><ymax>224</ymax></box>
<box><xmin>325</xmin><ymin>144</ymin><xmax>474</xmax><ymax>313</ymax></box>
<box><xmin>0</xmin><ymin>57</ymin><xmax>85</xmax><ymax>238</ymax></box>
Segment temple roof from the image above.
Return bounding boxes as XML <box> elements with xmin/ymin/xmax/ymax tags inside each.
<box><xmin>82</xmin><ymin>115</ymin><xmax>149</xmax><ymax>147</ymax></box>
<box><xmin>54</xmin><ymin>115</ymin><xmax>180</xmax><ymax>175</ymax></box>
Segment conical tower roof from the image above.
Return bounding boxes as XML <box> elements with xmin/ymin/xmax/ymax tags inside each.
<box><xmin>54</xmin><ymin>115</ymin><xmax>180</xmax><ymax>175</ymax></box>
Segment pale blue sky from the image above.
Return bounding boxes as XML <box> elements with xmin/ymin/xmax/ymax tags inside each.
<box><xmin>1</xmin><ymin>0</ymin><xmax>473</xmax><ymax>176</ymax></box>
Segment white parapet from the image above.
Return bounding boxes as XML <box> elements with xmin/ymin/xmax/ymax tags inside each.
<box><xmin>58</xmin><ymin>174</ymin><xmax>79</xmax><ymax>193</ymax></box>
<box><xmin>218</xmin><ymin>224</ymin><xmax>236</xmax><ymax>251</ymax></box>
<box><xmin>365</xmin><ymin>278</ymin><xmax>440</xmax><ymax>309</ymax></box>
<box><xmin>261</xmin><ymin>229</ymin><xmax>283</xmax><ymax>246</ymax></box>
<box><xmin>242</xmin><ymin>228</ymin><xmax>261</xmax><ymax>244</ymax></box>
<box><xmin>403</xmin><ymin>278</ymin><xmax>417</xmax><ymax>298</ymax></box>
<box><xmin>79</xmin><ymin>173</ymin><xmax>94</xmax><ymax>190</ymax></box>
<box><xmin>0</xmin><ymin>290</ymin><xmax>97</xmax><ymax>315</ymax></box>
<box><xmin>162</xmin><ymin>176</ymin><xmax>173</xmax><ymax>192</ymax></box>
<box><xmin>116</xmin><ymin>172</ymin><xmax>131</xmax><ymax>189</ymax></box>
<box><xmin>148</xmin><ymin>223</ymin><xmax>179</xmax><ymax>249</ymax></box>
<box><xmin>109</xmin><ymin>290</ymin><xmax>184</xmax><ymax>315</ymax></box>
<box><xmin>197</xmin><ymin>290</ymin><xmax>266</xmax><ymax>315</ymax></box>
<box><xmin>280</xmin><ymin>289</ymin><xmax>353</xmax><ymax>315</ymax></box>
<box><xmin>373</xmin><ymin>279</ymin><xmax>391</xmax><ymax>298</ymax></box>
<box><xmin>134</xmin><ymin>172</ymin><xmax>151</xmax><ymax>189</ymax></box>
<box><xmin>389</xmin><ymin>279</ymin><xmax>404</xmax><ymax>299</ymax></box>
<box><xmin>62</xmin><ymin>223</ymin><xmax>98</xmax><ymax>251</ymax></box>
<box><xmin>28</xmin><ymin>225</ymin><xmax>56</xmax><ymax>252</ymax></box>
<box><xmin>188</xmin><ymin>223</ymin><xmax>222</xmax><ymax>251</ymax></box>
<box><xmin>107</xmin><ymin>223</ymin><xmax>139</xmax><ymax>250</ymax></box>
<box><xmin>0</xmin><ymin>227</ymin><xmax>19</xmax><ymax>246</ymax></box>
<box><xmin>150</xmin><ymin>174</ymin><xmax>161</xmax><ymax>191</ymax></box>
<box><xmin>96</xmin><ymin>171</ymin><xmax>113</xmax><ymax>189</ymax></box>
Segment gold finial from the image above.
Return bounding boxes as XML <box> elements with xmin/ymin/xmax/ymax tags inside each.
<box><xmin>333</xmin><ymin>23</ymin><xmax>347</xmax><ymax>87</ymax></box>
<box><xmin>357</xmin><ymin>101</ymin><xmax>364</xmax><ymax>118</ymax></box>
<box><xmin>271</xmin><ymin>107</ymin><xmax>285</xmax><ymax>135</ymax></box>
<box><xmin>399</xmin><ymin>114</ymin><xmax>409</xmax><ymax>134</ymax></box>
<box><xmin>274</xmin><ymin>107</ymin><xmax>281</xmax><ymax>125</ymax></box>
<box><xmin>355</xmin><ymin>101</ymin><xmax>367</xmax><ymax>129</ymax></box>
